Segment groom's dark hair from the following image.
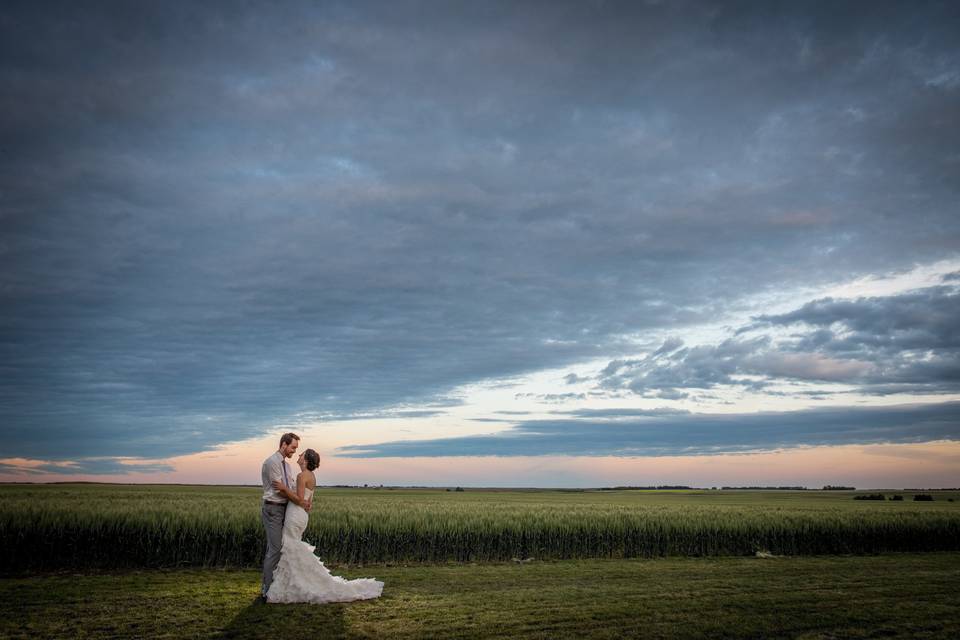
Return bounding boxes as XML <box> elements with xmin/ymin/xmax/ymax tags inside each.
<box><xmin>279</xmin><ymin>432</ymin><xmax>300</xmax><ymax>447</ymax></box>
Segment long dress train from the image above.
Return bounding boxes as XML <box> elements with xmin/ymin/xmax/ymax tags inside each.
<box><xmin>266</xmin><ymin>488</ymin><xmax>384</xmax><ymax>603</ymax></box>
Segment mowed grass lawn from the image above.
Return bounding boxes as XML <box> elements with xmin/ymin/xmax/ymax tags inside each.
<box><xmin>3</xmin><ymin>554</ymin><xmax>959</xmax><ymax>639</ymax></box>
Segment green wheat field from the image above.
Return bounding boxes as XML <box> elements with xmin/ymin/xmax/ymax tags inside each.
<box><xmin>2</xmin><ymin>484</ymin><xmax>960</xmax><ymax>638</ymax></box>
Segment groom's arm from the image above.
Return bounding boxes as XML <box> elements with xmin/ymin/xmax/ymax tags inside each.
<box><xmin>272</xmin><ymin>474</ymin><xmax>312</xmax><ymax>511</ymax></box>
<box><xmin>266</xmin><ymin>456</ymin><xmax>284</xmax><ymax>498</ymax></box>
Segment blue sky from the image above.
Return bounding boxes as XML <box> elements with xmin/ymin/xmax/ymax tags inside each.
<box><xmin>1</xmin><ymin>1</ymin><xmax>959</xmax><ymax>485</ymax></box>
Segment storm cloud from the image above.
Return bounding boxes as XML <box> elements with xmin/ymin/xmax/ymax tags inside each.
<box><xmin>0</xmin><ymin>458</ymin><xmax>174</xmax><ymax>476</ymax></box>
<box><xmin>2</xmin><ymin>1</ymin><xmax>959</xmax><ymax>464</ymax></box>
<box><xmin>338</xmin><ymin>401</ymin><xmax>960</xmax><ymax>458</ymax></box>
<box><xmin>596</xmin><ymin>284</ymin><xmax>960</xmax><ymax>397</ymax></box>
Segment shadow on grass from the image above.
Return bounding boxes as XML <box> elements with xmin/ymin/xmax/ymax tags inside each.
<box><xmin>218</xmin><ymin>600</ymin><xmax>349</xmax><ymax>639</ymax></box>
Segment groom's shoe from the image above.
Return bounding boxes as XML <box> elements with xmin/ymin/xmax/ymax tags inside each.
<box><xmin>253</xmin><ymin>594</ymin><xmax>267</xmax><ymax>605</ymax></box>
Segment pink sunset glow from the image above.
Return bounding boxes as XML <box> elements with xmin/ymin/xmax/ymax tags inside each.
<box><xmin>4</xmin><ymin>437</ymin><xmax>959</xmax><ymax>490</ymax></box>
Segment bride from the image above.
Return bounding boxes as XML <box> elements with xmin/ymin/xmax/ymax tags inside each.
<box><xmin>266</xmin><ymin>448</ymin><xmax>384</xmax><ymax>604</ymax></box>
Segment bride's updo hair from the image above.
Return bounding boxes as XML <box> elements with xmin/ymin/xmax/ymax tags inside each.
<box><xmin>304</xmin><ymin>449</ymin><xmax>320</xmax><ymax>471</ymax></box>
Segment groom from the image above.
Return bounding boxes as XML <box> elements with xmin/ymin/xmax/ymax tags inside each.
<box><xmin>259</xmin><ymin>432</ymin><xmax>312</xmax><ymax>601</ymax></box>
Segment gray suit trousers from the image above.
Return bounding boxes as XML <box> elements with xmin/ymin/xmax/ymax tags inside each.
<box><xmin>261</xmin><ymin>501</ymin><xmax>286</xmax><ymax>596</ymax></box>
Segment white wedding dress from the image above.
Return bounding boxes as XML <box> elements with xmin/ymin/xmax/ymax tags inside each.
<box><xmin>266</xmin><ymin>488</ymin><xmax>384</xmax><ymax>603</ymax></box>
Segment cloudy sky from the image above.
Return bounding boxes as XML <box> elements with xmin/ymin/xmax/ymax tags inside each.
<box><xmin>2</xmin><ymin>0</ymin><xmax>959</xmax><ymax>487</ymax></box>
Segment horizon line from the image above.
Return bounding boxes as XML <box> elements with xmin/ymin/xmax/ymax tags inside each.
<box><xmin>3</xmin><ymin>481</ymin><xmax>959</xmax><ymax>491</ymax></box>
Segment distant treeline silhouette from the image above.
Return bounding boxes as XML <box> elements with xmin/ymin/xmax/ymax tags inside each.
<box><xmin>721</xmin><ymin>486</ymin><xmax>808</xmax><ymax>490</ymax></box>
<box><xmin>853</xmin><ymin>494</ymin><xmax>940</xmax><ymax>501</ymax></box>
<box><xmin>600</xmin><ymin>485</ymin><xmax>697</xmax><ymax>490</ymax></box>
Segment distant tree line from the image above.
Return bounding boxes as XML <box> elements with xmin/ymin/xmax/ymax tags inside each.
<box><xmin>854</xmin><ymin>493</ymin><xmax>937</xmax><ymax>501</ymax></box>
<box><xmin>600</xmin><ymin>485</ymin><xmax>697</xmax><ymax>490</ymax></box>
<box><xmin>721</xmin><ymin>486</ymin><xmax>807</xmax><ymax>490</ymax></box>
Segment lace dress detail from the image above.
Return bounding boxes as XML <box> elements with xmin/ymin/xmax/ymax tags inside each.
<box><xmin>266</xmin><ymin>488</ymin><xmax>383</xmax><ymax>604</ymax></box>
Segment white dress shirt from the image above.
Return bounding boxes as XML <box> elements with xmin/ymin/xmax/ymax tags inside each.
<box><xmin>261</xmin><ymin>450</ymin><xmax>293</xmax><ymax>503</ymax></box>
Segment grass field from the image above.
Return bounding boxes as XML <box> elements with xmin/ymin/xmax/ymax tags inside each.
<box><xmin>2</xmin><ymin>484</ymin><xmax>959</xmax><ymax>569</ymax></box>
<box><xmin>2</xmin><ymin>554</ymin><xmax>959</xmax><ymax>639</ymax></box>
<box><xmin>3</xmin><ymin>485</ymin><xmax>959</xmax><ymax>637</ymax></box>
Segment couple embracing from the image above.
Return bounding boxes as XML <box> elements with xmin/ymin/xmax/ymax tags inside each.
<box><xmin>259</xmin><ymin>432</ymin><xmax>384</xmax><ymax>604</ymax></box>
